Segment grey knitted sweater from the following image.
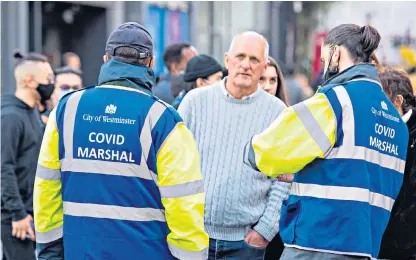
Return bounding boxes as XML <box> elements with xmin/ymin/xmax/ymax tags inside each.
<box><xmin>177</xmin><ymin>79</ymin><xmax>291</xmax><ymax>241</ymax></box>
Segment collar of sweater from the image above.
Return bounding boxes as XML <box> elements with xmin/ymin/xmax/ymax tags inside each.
<box><xmin>218</xmin><ymin>77</ymin><xmax>264</xmax><ymax>104</ymax></box>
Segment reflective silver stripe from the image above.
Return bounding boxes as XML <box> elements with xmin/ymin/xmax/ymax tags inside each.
<box><xmin>327</xmin><ymin>146</ymin><xmax>405</xmax><ymax>173</ymax></box>
<box><xmin>159</xmin><ymin>180</ymin><xmax>204</xmax><ymax>198</ymax></box>
<box><xmin>291</xmin><ymin>182</ymin><xmax>395</xmax><ymax>211</ymax></box>
<box><xmin>284</xmin><ymin>244</ymin><xmax>374</xmax><ymax>260</ymax></box>
<box><xmin>61</xmin><ymin>158</ymin><xmax>157</xmax><ymax>180</ymax></box>
<box><xmin>168</xmin><ymin>243</ymin><xmax>208</xmax><ymax>260</ymax></box>
<box><xmin>36</xmin><ymin>164</ymin><xmax>61</xmax><ymax>180</ymax></box>
<box><xmin>36</xmin><ymin>226</ymin><xmax>63</xmax><ymax>243</ymax></box>
<box><xmin>333</xmin><ymin>86</ymin><xmax>355</xmax><ymax>149</ymax></box>
<box><xmin>63</xmin><ymin>90</ymin><xmax>85</xmax><ymax>159</ymax></box>
<box><xmin>63</xmin><ymin>201</ymin><xmax>166</xmax><ymax>222</ymax></box>
<box><xmin>292</xmin><ymin>102</ymin><xmax>332</xmax><ymax>154</ymax></box>
<box><xmin>140</xmin><ymin>101</ymin><xmax>166</xmax><ymax>159</ymax></box>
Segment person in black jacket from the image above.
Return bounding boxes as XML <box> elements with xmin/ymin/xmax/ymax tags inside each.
<box><xmin>1</xmin><ymin>52</ymin><xmax>55</xmax><ymax>260</ymax></box>
<box><xmin>379</xmin><ymin>68</ymin><xmax>416</xmax><ymax>260</ymax></box>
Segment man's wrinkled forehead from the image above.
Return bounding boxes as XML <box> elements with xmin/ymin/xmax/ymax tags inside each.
<box><xmin>230</xmin><ymin>34</ymin><xmax>266</xmax><ymax>57</ymax></box>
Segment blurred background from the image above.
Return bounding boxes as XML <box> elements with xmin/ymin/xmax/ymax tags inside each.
<box><xmin>2</xmin><ymin>1</ymin><xmax>416</xmax><ymax>94</ymax></box>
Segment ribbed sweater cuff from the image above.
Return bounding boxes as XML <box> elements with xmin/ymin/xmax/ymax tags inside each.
<box><xmin>253</xmin><ymin>221</ymin><xmax>278</xmax><ymax>242</ymax></box>
<box><xmin>205</xmin><ymin>224</ymin><xmax>250</xmax><ymax>241</ymax></box>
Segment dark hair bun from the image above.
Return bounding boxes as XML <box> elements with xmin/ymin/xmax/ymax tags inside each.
<box><xmin>13</xmin><ymin>50</ymin><xmax>25</xmax><ymax>67</ymax></box>
<box><xmin>13</xmin><ymin>50</ymin><xmax>24</xmax><ymax>59</ymax></box>
<box><xmin>360</xmin><ymin>25</ymin><xmax>381</xmax><ymax>56</ymax></box>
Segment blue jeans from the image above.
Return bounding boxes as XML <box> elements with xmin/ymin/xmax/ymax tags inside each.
<box><xmin>208</xmin><ymin>238</ymin><xmax>266</xmax><ymax>260</ymax></box>
<box><xmin>280</xmin><ymin>247</ymin><xmax>370</xmax><ymax>260</ymax></box>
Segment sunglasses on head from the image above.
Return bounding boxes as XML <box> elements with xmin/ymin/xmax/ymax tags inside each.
<box><xmin>59</xmin><ymin>84</ymin><xmax>80</xmax><ymax>91</ymax></box>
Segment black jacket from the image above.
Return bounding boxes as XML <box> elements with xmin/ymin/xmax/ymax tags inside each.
<box><xmin>1</xmin><ymin>95</ymin><xmax>43</xmax><ymax>223</ymax></box>
<box><xmin>379</xmin><ymin>109</ymin><xmax>416</xmax><ymax>260</ymax></box>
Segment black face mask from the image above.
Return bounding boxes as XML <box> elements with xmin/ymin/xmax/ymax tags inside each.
<box><xmin>322</xmin><ymin>50</ymin><xmax>339</xmax><ymax>83</ymax></box>
<box><xmin>37</xmin><ymin>83</ymin><xmax>55</xmax><ymax>106</ymax></box>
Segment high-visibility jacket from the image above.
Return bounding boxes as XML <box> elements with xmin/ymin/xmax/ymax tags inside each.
<box><xmin>244</xmin><ymin>64</ymin><xmax>408</xmax><ymax>259</ymax></box>
<box><xmin>34</xmin><ymin>84</ymin><xmax>209</xmax><ymax>260</ymax></box>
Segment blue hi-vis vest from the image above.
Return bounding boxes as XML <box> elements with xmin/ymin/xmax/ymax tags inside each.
<box><xmin>55</xmin><ymin>85</ymin><xmax>178</xmax><ymax>260</ymax></box>
<box><xmin>279</xmin><ymin>78</ymin><xmax>408</xmax><ymax>259</ymax></box>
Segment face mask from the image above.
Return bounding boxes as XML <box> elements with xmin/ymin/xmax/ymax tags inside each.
<box><xmin>58</xmin><ymin>89</ymin><xmax>74</xmax><ymax>100</ymax></box>
<box><xmin>322</xmin><ymin>49</ymin><xmax>339</xmax><ymax>83</ymax></box>
<box><xmin>36</xmin><ymin>83</ymin><xmax>55</xmax><ymax>106</ymax></box>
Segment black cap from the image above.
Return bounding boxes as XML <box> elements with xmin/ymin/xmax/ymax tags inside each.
<box><xmin>183</xmin><ymin>54</ymin><xmax>223</xmax><ymax>82</ymax></box>
<box><xmin>105</xmin><ymin>22</ymin><xmax>153</xmax><ymax>59</ymax></box>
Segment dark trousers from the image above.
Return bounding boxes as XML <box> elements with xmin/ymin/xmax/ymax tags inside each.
<box><xmin>1</xmin><ymin>223</ymin><xmax>36</xmax><ymax>260</ymax></box>
<box><xmin>265</xmin><ymin>232</ymin><xmax>285</xmax><ymax>260</ymax></box>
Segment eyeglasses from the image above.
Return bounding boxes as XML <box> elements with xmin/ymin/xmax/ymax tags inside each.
<box><xmin>59</xmin><ymin>84</ymin><xmax>80</xmax><ymax>91</ymax></box>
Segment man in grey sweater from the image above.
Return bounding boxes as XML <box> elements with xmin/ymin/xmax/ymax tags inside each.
<box><xmin>178</xmin><ymin>32</ymin><xmax>291</xmax><ymax>260</ymax></box>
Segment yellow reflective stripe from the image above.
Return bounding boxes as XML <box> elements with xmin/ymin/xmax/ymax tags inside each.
<box><xmin>159</xmin><ymin>180</ymin><xmax>204</xmax><ymax>198</ymax></box>
<box><xmin>157</xmin><ymin>123</ymin><xmax>203</xmax><ymax>186</ymax></box>
<box><xmin>63</xmin><ymin>202</ymin><xmax>166</xmax><ymax>222</ymax></box>
<box><xmin>168</xmin><ymin>243</ymin><xmax>208</xmax><ymax>260</ymax></box>
<box><xmin>36</xmin><ymin>226</ymin><xmax>63</xmax><ymax>243</ymax></box>
<box><xmin>163</xmin><ymin>193</ymin><xmax>209</xmax><ymax>253</ymax></box>
<box><xmin>33</xmin><ymin>177</ymin><xmax>63</xmax><ymax>233</ymax></box>
<box><xmin>291</xmin><ymin>182</ymin><xmax>395</xmax><ymax>211</ymax></box>
<box><xmin>36</xmin><ymin>164</ymin><xmax>61</xmax><ymax>180</ymax></box>
<box><xmin>38</xmin><ymin>108</ymin><xmax>60</xmax><ymax>170</ymax></box>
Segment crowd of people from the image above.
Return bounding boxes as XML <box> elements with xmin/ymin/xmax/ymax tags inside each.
<box><xmin>1</xmin><ymin>20</ymin><xmax>416</xmax><ymax>260</ymax></box>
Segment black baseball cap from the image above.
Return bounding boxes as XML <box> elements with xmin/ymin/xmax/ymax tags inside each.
<box><xmin>105</xmin><ymin>22</ymin><xmax>153</xmax><ymax>59</ymax></box>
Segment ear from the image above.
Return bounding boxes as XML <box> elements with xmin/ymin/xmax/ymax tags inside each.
<box><xmin>394</xmin><ymin>95</ymin><xmax>404</xmax><ymax>108</ymax></box>
<box><xmin>333</xmin><ymin>46</ymin><xmax>341</xmax><ymax>64</ymax></box>
<box><xmin>196</xmin><ymin>78</ymin><xmax>204</xmax><ymax>88</ymax></box>
<box><xmin>103</xmin><ymin>55</ymin><xmax>109</xmax><ymax>63</ymax></box>
<box><xmin>149</xmin><ymin>56</ymin><xmax>155</xmax><ymax>69</ymax></box>
<box><xmin>23</xmin><ymin>74</ymin><xmax>36</xmax><ymax>88</ymax></box>
<box><xmin>224</xmin><ymin>52</ymin><xmax>230</xmax><ymax>70</ymax></box>
<box><xmin>170</xmin><ymin>63</ymin><xmax>179</xmax><ymax>73</ymax></box>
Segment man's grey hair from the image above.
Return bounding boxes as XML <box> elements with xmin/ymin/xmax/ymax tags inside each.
<box><xmin>227</xmin><ymin>31</ymin><xmax>269</xmax><ymax>61</ymax></box>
